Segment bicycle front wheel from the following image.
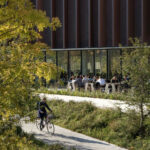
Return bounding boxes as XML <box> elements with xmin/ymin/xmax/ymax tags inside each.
<box><xmin>46</xmin><ymin>122</ymin><xmax>55</xmax><ymax>134</ymax></box>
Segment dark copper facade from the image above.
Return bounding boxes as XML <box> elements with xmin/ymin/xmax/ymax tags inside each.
<box><xmin>32</xmin><ymin>0</ymin><xmax>150</xmax><ymax>49</ymax></box>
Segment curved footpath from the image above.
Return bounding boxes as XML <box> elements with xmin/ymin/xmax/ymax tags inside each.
<box><xmin>22</xmin><ymin>94</ymin><xmax>132</xmax><ymax>150</ymax></box>
<box><xmin>39</xmin><ymin>93</ymin><xmax>140</xmax><ymax>112</ymax></box>
<box><xmin>22</xmin><ymin>121</ymin><xmax>127</xmax><ymax>150</ymax></box>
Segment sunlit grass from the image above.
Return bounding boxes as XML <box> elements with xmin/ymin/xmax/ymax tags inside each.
<box><xmin>37</xmin><ymin>87</ymin><xmax>133</xmax><ymax>101</ymax></box>
<box><xmin>48</xmin><ymin>100</ymin><xmax>150</xmax><ymax>150</ymax></box>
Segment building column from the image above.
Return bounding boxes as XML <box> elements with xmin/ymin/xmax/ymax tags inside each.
<box><xmin>93</xmin><ymin>50</ymin><xmax>95</xmax><ymax>75</ymax></box>
<box><xmin>80</xmin><ymin>51</ymin><xmax>83</xmax><ymax>75</ymax></box>
<box><xmin>67</xmin><ymin>51</ymin><xmax>70</xmax><ymax>79</ymax></box>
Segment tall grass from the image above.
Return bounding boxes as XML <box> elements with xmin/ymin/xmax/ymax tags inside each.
<box><xmin>48</xmin><ymin>100</ymin><xmax>150</xmax><ymax>150</ymax></box>
<box><xmin>37</xmin><ymin>87</ymin><xmax>132</xmax><ymax>101</ymax></box>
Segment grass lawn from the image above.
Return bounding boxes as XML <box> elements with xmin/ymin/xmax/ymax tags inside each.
<box><xmin>46</xmin><ymin>100</ymin><xmax>150</xmax><ymax>150</ymax></box>
<box><xmin>36</xmin><ymin>87</ymin><xmax>133</xmax><ymax>101</ymax></box>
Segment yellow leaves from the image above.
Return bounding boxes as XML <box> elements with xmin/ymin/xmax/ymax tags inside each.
<box><xmin>0</xmin><ymin>1</ymin><xmax>61</xmax><ymax>148</ymax></box>
<box><xmin>50</xmin><ymin>17</ymin><xmax>62</xmax><ymax>31</ymax></box>
<box><xmin>0</xmin><ymin>0</ymin><xmax>7</xmax><ymax>6</ymax></box>
<box><xmin>37</xmin><ymin>23</ymin><xmax>45</xmax><ymax>32</ymax></box>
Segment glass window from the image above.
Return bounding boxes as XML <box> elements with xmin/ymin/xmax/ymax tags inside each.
<box><xmin>82</xmin><ymin>50</ymin><xmax>94</xmax><ymax>76</ymax></box>
<box><xmin>95</xmin><ymin>50</ymin><xmax>107</xmax><ymax>78</ymax></box>
<box><xmin>70</xmin><ymin>51</ymin><xmax>81</xmax><ymax>76</ymax></box>
<box><xmin>109</xmin><ymin>49</ymin><xmax>121</xmax><ymax>78</ymax></box>
<box><xmin>58</xmin><ymin>51</ymin><xmax>68</xmax><ymax>73</ymax></box>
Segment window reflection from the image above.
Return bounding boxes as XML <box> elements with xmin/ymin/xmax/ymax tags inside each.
<box><xmin>70</xmin><ymin>51</ymin><xmax>81</xmax><ymax>76</ymax></box>
<box><xmin>95</xmin><ymin>50</ymin><xmax>107</xmax><ymax>78</ymax></box>
<box><xmin>58</xmin><ymin>51</ymin><xmax>68</xmax><ymax>73</ymax></box>
<box><xmin>82</xmin><ymin>51</ymin><xmax>94</xmax><ymax>76</ymax></box>
<box><xmin>109</xmin><ymin>50</ymin><xmax>121</xmax><ymax>78</ymax></box>
<box><xmin>46</xmin><ymin>51</ymin><xmax>56</xmax><ymax>64</ymax></box>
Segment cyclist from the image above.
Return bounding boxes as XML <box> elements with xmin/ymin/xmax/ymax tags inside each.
<box><xmin>37</xmin><ymin>97</ymin><xmax>53</xmax><ymax>129</ymax></box>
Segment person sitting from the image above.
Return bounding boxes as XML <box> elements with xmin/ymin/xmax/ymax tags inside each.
<box><xmin>82</xmin><ymin>75</ymin><xmax>89</xmax><ymax>86</ymax></box>
<box><xmin>95</xmin><ymin>76</ymin><xmax>106</xmax><ymax>89</ymax></box>
<box><xmin>75</xmin><ymin>75</ymin><xmax>84</xmax><ymax>90</ymax></box>
<box><xmin>123</xmin><ymin>75</ymin><xmax>130</xmax><ymax>89</ymax></box>
<box><xmin>111</xmin><ymin>75</ymin><xmax>118</xmax><ymax>83</ymax></box>
<box><xmin>68</xmin><ymin>75</ymin><xmax>76</xmax><ymax>90</ymax></box>
<box><xmin>92</xmin><ymin>76</ymin><xmax>96</xmax><ymax>82</ymax></box>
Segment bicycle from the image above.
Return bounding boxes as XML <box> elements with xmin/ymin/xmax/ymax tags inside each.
<box><xmin>35</xmin><ymin>113</ymin><xmax>55</xmax><ymax>134</ymax></box>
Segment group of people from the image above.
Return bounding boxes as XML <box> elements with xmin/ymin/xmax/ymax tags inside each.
<box><xmin>68</xmin><ymin>75</ymin><xmax>106</xmax><ymax>90</ymax></box>
<box><xmin>68</xmin><ymin>72</ymin><xmax>131</xmax><ymax>91</ymax></box>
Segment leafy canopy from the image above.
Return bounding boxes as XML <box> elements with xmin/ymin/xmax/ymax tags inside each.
<box><xmin>0</xmin><ymin>0</ymin><xmax>61</xmax><ymax>149</ymax></box>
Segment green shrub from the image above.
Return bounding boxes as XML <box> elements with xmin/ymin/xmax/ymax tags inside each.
<box><xmin>48</xmin><ymin>100</ymin><xmax>150</xmax><ymax>150</ymax></box>
<box><xmin>37</xmin><ymin>88</ymin><xmax>132</xmax><ymax>101</ymax></box>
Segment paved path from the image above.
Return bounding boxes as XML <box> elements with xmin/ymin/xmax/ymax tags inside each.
<box><xmin>39</xmin><ymin>93</ymin><xmax>141</xmax><ymax>112</ymax></box>
<box><xmin>25</xmin><ymin>93</ymin><xmax>142</xmax><ymax>149</ymax></box>
<box><xmin>22</xmin><ymin>121</ymin><xmax>127</xmax><ymax>150</ymax></box>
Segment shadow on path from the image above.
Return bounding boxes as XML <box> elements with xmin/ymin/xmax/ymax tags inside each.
<box><xmin>54</xmin><ymin>133</ymin><xmax>109</xmax><ymax>145</ymax></box>
<box><xmin>34</xmin><ymin>133</ymin><xmax>109</xmax><ymax>146</ymax></box>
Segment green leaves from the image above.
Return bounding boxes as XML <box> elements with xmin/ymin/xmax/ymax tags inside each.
<box><xmin>0</xmin><ymin>0</ymin><xmax>61</xmax><ymax>43</ymax></box>
<box><xmin>122</xmin><ymin>38</ymin><xmax>150</xmax><ymax>134</ymax></box>
<box><xmin>0</xmin><ymin>0</ymin><xmax>61</xmax><ymax>148</ymax></box>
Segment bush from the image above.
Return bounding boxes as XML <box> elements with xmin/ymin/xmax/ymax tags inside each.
<box><xmin>48</xmin><ymin>100</ymin><xmax>150</xmax><ymax>150</ymax></box>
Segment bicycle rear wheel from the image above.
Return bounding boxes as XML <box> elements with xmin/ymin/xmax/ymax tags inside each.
<box><xmin>35</xmin><ymin>118</ymin><xmax>41</xmax><ymax>130</ymax></box>
<box><xmin>46</xmin><ymin>122</ymin><xmax>55</xmax><ymax>134</ymax></box>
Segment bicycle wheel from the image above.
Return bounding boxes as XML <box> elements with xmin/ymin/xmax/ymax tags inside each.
<box><xmin>35</xmin><ymin>118</ymin><xmax>41</xmax><ymax>130</ymax></box>
<box><xmin>46</xmin><ymin>122</ymin><xmax>55</xmax><ymax>134</ymax></box>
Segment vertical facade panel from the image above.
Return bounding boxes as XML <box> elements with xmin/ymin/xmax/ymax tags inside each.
<box><xmin>79</xmin><ymin>0</ymin><xmax>89</xmax><ymax>47</ymax></box>
<box><xmin>128</xmin><ymin>0</ymin><xmax>135</xmax><ymax>42</ymax></box>
<box><xmin>120</xmin><ymin>0</ymin><xmax>128</xmax><ymax>45</ymax></box>
<box><xmin>63</xmin><ymin>0</ymin><xmax>67</xmax><ymax>48</ymax></box>
<box><xmin>143</xmin><ymin>0</ymin><xmax>150</xmax><ymax>44</ymax></box>
<box><xmin>37</xmin><ymin>0</ymin><xmax>43</xmax><ymax>10</ymax></box>
<box><xmin>75</xmin><ymin>0</ymin><xmax>79</xmax><ymax>47</ymax></box>
<box><xmin>88</xmin><ymin>0</ymin><xmax>92</xmax><ymax>47</ymax></box>
<box><xmin>38</xmin><ymin>0</ymin><xmax>150</xmax><ymax>49</ymax></box>
<box><xmin>113</xmin><ymin>0</ymin><xmax>120</xmax><ymax>46</ymax></box>
<box><xmin>51</xmin><ymin>0</ymin><xmax>55</xmax><ymax>48</ymax></box>
<box><xmin>106</xmin><ymin>0</ymin><xmax>113</xmax><ymax>46</ymax></box>
<box><xmin>121</xmin><ymin>0</ymin><xmax>135</xmax><ymax>46</ymax></box>
<box><xmin>135</xmin><ymin>0</ymin><xmax>143</xmax><ymax>41</ymax></box>
<box><xmin>42</xmin><ymin>0</ymin><xmax>52</xmax><ymax>46</ymax></box>
<box><xmin>66</xmin><ymin>0</ymin><xmax>76</xmax><ymax>48</ymax></box>
<box><xmin>98</xmin><ymin>0</ymin><xmax>107</xmax><ymax>47</ymax></box>
<box><xmin>53</xmin><ymin>0</ymin><xmax>63</xmax><ymax>48</ymax></box>
<box><xmin>91</xmin><ymin>0</ymin><xmax>98</xmax><ymax>47</ymax></box>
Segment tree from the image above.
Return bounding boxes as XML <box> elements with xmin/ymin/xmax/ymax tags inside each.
<box><xmin>0</xmin><ymin>0</ymin><xmax>61</xmax><ymax>149</ymax></box>
<box><xmin>122</xmin><ymin>38</ymin><xmax>150</xmax><ymax>136</ymax></box>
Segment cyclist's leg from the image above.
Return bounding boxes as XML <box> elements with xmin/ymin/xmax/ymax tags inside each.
<box><xmin>44</xmin><ymin>112</ymin><xmax>48</xmax><ymax>123</ymax></box>
<box><xmin>37</xmin><ymin>110</ymin><xmax>40</xmax><ymax>118</ymax></box>
<box><xmin>40</xmin><ymin>113</ymin><xmax>44</xmax><ymax>126</ymax></box>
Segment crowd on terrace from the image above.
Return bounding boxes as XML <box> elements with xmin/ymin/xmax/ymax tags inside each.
<box><xmin>65</xmin><ymin>72</ymin><xmax>130</xmax><ymax>93</ymax></box>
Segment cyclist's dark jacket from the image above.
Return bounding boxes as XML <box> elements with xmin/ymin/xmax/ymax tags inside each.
<box><xmin>37</xmin><ymin>101</ymin><xmax>52</xmax><ymax>113</ymax></box>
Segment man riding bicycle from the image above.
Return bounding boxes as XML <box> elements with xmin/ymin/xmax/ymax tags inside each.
<box><xmin>37</xmin><ymin>97</ymin><xmax>53</xmax><ymax>129</ymax></box>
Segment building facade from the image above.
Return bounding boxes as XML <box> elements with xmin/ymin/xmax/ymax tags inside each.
<box><xmin>31</xmin><ymin>0</ymin><xmax>150</xmax><ymax>79</ymax></box>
